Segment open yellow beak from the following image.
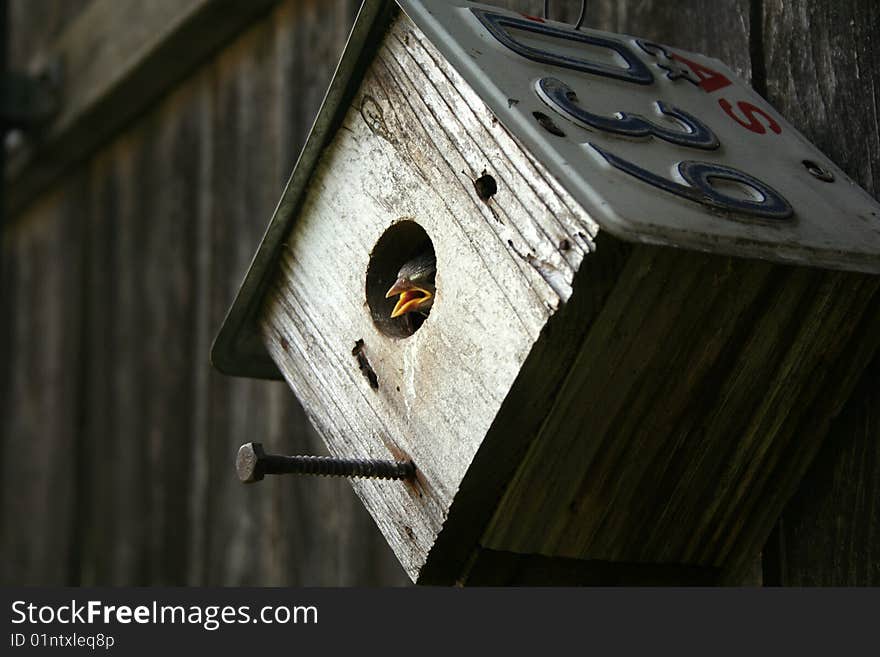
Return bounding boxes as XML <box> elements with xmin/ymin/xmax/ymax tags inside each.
<box><xmin>386</xmin><ymin>280</ymin><xmax>433</xmax><ymax>318</ymax></box>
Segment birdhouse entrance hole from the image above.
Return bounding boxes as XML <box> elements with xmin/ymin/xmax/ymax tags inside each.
<box><xmin>366</xmin><ymin>220</ymin><xmax>436</xmax><ymax>339</ymax></box>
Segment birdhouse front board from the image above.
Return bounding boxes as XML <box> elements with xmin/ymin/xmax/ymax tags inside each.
<box><xmin>214</xmin><ymin>0</ymin><xmax>880</xmax><ymax>584</ymax></box>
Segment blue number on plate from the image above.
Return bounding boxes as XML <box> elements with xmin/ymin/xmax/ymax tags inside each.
<box><xmin>537</xmin><ymin>77</ymin><xmax>719</xmax><ymax>150</ymax></box>
<box><xmin>471</xmin><ymin>8</ymin><xmax>793</xmax><ymax>221</ymax></box>
<box><xmin>470</xmin><ymin>8</ymin><xmax>653</xmax><ymax>85</ymax></box>
<box><xmin>591</xmin><ymin>144</ymin><xmax>793</xmax><ymax>220</ymax></box>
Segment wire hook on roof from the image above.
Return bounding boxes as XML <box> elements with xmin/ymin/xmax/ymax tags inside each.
<box><xmin>543</xmin><ymin>0</ymin><xmax>587</xmax><ymax>30</ymax></box>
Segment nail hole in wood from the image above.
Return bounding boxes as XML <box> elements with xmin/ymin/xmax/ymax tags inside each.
<box><xmin>352</xmin><ymin>339</ymin><xmax>379</xmax><ymax>390</ymax></box>
<box><xmin>473</xmin><ymin>170</ymin><xmax>497</xmax><ymax>203</ymax></box>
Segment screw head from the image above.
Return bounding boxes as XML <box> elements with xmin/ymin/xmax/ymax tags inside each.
<box><xmin>803</xmin><ymin>159</ymin><xmax>834</xmax><ymax>182</ymax></box>
<box><xmin>532</xmin><ymin>111</ymin><xmax>566</xmax><ymax>137</ymax></box>
<box><xmin>237</xmin><ymin>442</ymin><xmax>266</xmax><ymax>483</ymax></box>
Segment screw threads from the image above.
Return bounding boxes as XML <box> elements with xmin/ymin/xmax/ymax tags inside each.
<box><xmin>237</xmin><ymin>442</ymin><xmax>415</xmax><ymax>483</ymax></box>
<box><xmin>269</xmin><ymin>454</ymin><xmax>415</xmax><ymax>480</ymax></box>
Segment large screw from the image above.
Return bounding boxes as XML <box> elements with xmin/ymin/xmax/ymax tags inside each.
<box><xmin>236</xmin><ymin>442</ymin><xmax>416</xmax><ymax>484</ymax></box>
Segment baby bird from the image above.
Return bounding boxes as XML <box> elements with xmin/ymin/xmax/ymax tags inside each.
<box><xmin>385</xmin><ymin>252</ymin><xmax>437</xmax><ymax>318</ymax></box>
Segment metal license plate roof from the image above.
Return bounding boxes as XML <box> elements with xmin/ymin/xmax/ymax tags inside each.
<box><xmin>400</xmin><ymin>0</ymin><xmax>880</xmax><ymax>273</ymax></box>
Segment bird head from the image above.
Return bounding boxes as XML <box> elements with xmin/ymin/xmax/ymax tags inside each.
<box><xmin>385</xmin><ymin>252</ymin><xmax>436</xmax><ymax>319</ymax></box>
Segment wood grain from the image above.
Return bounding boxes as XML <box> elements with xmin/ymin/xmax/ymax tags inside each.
<box><xmin>4</xmin><ymin>0</ymin><xmax>879</xmax><ymax>588</ymax></box>
<box><xmin>2</xmin><ymin>0</ymin><xmax>407</xmax><ymax>586</ymax></box>
<box><xmin>760</xmin><ymin>0</ymin><xmax>880</xmax><ymax>585</ymax></box>
<box><xmin>479</xmin><ymin>244</ymin><xmax>878</xmax><ymax>577</ymax></box>
<box><xmin>4</xmin><ymin>0</ymin><xmax>281</xmax><ymax>217</ymax></box>
<box><xmin>260</xmin><ymin>12</ymin><xmax>597</xmax><ymax>581</ymax></box>
<box><xmin>764</xmin><ymin>357</ymin><xmax>880</xmax><ymax>585</ymax></box>
<box><xmin>0</xmin><ymin>182</ymin><xmax>85</xmax><ymax>584</ymax></box>
<box><xmin>7</xmin><ymin>0</ymin><xmax>90</xmax><ymax>71</ymax></box>
<box><xmin>419</xmin><ymin>232</ymin><xmax>632</xmax><ymax>584</ymax></box>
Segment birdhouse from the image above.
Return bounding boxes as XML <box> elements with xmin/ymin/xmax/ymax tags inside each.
<box><xmin>213</xmin><ymin>0</ymin><xmax>880</xmax><ymax>584</ymax></box>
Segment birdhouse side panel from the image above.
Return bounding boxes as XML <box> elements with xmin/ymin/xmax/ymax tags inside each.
<box><xmin>479</xmin><ymin>245</ymin><xmax>880</xmax><ymax>578</ymax></box>
<box><xmin>259</xmin><ymin>14</ymin><xmax>598</xmax><ymax>581</ymax></box>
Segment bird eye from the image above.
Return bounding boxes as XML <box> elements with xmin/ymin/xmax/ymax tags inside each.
<box><xmin>366</xmin><ymin>220</ymin><xmax>436</xmax><ymax>339</ymax></box>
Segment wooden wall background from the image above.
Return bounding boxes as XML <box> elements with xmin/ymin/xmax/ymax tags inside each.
<box><xmin>1</xmin><ymin>0</ymin><xmax>876</xmax><ymax>585</ymax></box>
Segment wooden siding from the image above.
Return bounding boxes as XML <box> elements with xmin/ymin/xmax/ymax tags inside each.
<box><xmin>1</xmin><ymin>0</ymin><xmax>408</xmax><ymax>586</ymax></box>
<box><xmin>759</xmin><ymin>0</ymin><xmax>880</xmax><ymax>586</ymax></box>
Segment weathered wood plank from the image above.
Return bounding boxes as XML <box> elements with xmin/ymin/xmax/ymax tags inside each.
<box><xmin>0</xmin><ymin>182</ymin><xmax>85</xmax><ymax>585</ymax></box>
<box><xmin>7</xmin><ymin>0</ymin><xmax>91</xmax><ymax>71</ymax></box>
<box><xmin>260</xmin><ymin>12</ymin><xmax>598</xmax><ymax>581</ymax></box>
<box><xmin>3</xmin><ymin>0</ymin><xmax>406</xmax><ymax>586</ymax></box>
<box><xmin>4</xmin><ymin>0</ymin><xmax>281</xmax><ymax>217</ymax></box>
<box><xmin>72</xmin><ymin>96</ymin><xmax>204</xmax><ymax>584</ymax></box>
<box><xmin>764</xmin><ymin>357</ymin><xmax>880</xmax><ymax>585</ymax></box>
<box><xmin>480</xmin><ymin>245</ymin><xmax>879</xmax><ymax>578</ymax></box>
<box><xmin>761</xmin><ymin>0</ymin><xmax>880</xmax><ymax>585</ymax></box>
<box><xmin>419</xmin><ymin>233</ymin><xmax>632</xmax><ymax>585</ymax></box>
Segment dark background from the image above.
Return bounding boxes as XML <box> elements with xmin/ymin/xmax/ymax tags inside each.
<box><xmin>1</xmin><ymin>0</ymin><xmax>877</xmax><ymax>586</ymax></box>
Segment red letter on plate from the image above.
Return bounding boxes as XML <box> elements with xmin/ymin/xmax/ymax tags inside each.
<box><xmin>718</xmin><ymin>99</ymin><xmax>782</xmax><ymax>134</ymax></box>
<box><xmin>671</xmin><ymin>54</ymin><xmax>731</xmax><ymax>93</ymax></box>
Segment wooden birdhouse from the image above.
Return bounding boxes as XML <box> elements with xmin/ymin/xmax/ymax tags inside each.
<box><xmin>213</xmin><ymin>0</ymin><xmax>880</xmax><ymax>585</ymax></box>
